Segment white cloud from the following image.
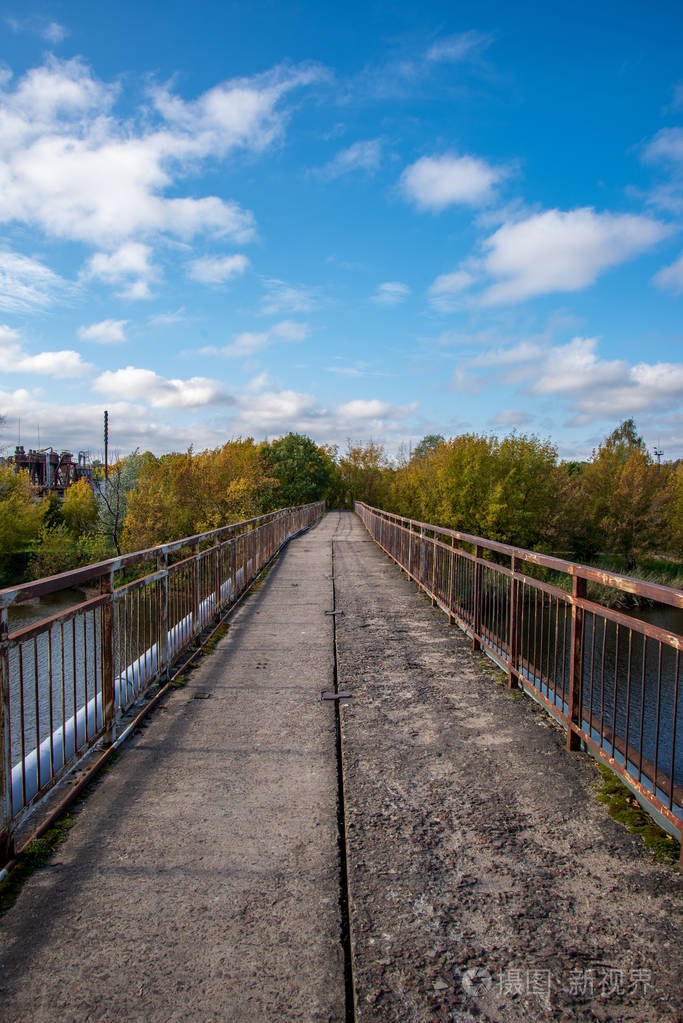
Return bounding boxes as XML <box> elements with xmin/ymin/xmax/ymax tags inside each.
<box><xmin>426</xmin><ymin>31</ymin><xmax>493</xmax><ymax>63</ymax></box>
<box><xmin>653</xmin><ymin>251</ymin><xmax>683</xmax><ymax>293</ymax></box>
<box><xmin>187</xmin><ymin>253</ymin><xmax>250</xmax><ymax>285</ymax></box>
<box><xmin>84</xmin><ymin>241</ymin><xmax>156</xmax><ymax>299</ymax></box>
<box><xmin>78</xmin><ymin>319</ymin><xmax>128</xmax><ymax>344</ymax></box>
<box><xmin>0</xmin><ymin>249</ymin><xmax>69</xmax><ymax>313</ymax></box>
<box><xmin>400</xmin><ymin>153</ymin><xmax>503</xmax><ymax>211</ymax></box>
<box><xmin>428</xmin><ymin>269</ymin><xmax>476</xmax><ymax>311</ymax></box>
<box><xmin>464</xmin><ymin>334</ymin><xmax>683</xmax><ymax>424</ymax></box>
<box><xmin>319</xmin><ymin>139</ymin><xmax>382</xmax><ymax>178</ymax></box>
<box><xmin>371</xmin><ymin>281</ymin><xmax>411</xmax><ymax>305</ymax></box>
<box><xmin>259</xmin><ymin>279</ymin><xmax>318</xmax><ymax>315</ymax></box>
<box><xmin>148</xmin><ymin>307</ymin><xmax>185</xmax><ymax>326</ymax></box>
<box><xmin>218</xmin><ymin>319</ymin><xmax>309</xmax><ymax>357</ymax></box>
<box><xmin>6</xmin><ymin>16</ymin><xmax>68</xmax><ymax>44</ymax></box>
<box><xmin>234</xmin><ymin>388</ymin><xmax>414</xmax><ymax>439</ymax></box>
<box><xmin>0</xmin><ymin>324</ymin><xmax>92</xmax><ymax>377</ymax></box>
<box><xmin>640</xmin><ymin>128</ymin><xmax>683</xmax><ymax>212</ymax></box>
<box><xmin>479</xmin><ymin>208</ymin><xmax>668</xmax><ymax>305</ymax></box>
<box><xmin>337</xmin><ymin>399</ymin><xmax>396</xmax><ymax>419</ymax></box>
<box><xmin>643</xmin><ymin>127</ymin><xmax>683</xmax><ymax>168</ymax></box>
<box><xmin>93</xmin><ymin>366</ymin><xmax>230</xmax><ymax>408</ymax></box>
<box><xmin>0</xmin><ymin>57</ymin><xmax>321</xmax><ymax>250</ymax></box>
<box><xmin>492</xmin><ymin>408</ymin><xmax>532</xmax><ymax>426</ymax></box>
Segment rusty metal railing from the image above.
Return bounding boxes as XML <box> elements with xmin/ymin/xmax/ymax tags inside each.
<box><xmin>355</xmin><ymin>502</ymin><xmax>682</xmax><ymax>850</ymax></box>
<box><xmin>0</xmin><ymin>501</ymin><xmax>325</xmax><ymax>856</ymax></box>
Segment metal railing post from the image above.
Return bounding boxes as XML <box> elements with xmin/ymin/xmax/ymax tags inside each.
<box><xmin>448</xmin><ymin>537</ymin><xmax>457</xmax><ymax>624</ymax></box>
<box><xmin>431</xmin><ymin>534</ymin><xmax>437</xmax><ymax>606</ymax></box>
<box><xmin>420</xmin><ymin>527</ymin><xmax>427</xmax><ymax>588</ymax></box>
<box><xmin>100</xmin><ymin>570</ymin><xmax>116</xmax><ymax>745</ymax></box>
<box><xmin>508</xmin><ymin>555</ymin><xmax>519</xmax><ymax>689</ymax></box>
<box><xmin>472</xmin><ymin>544</ymin><xmax>483</xmax><ymax>652</ymax></box>
<box><xmin>191</xmin><ymin>541</ymin><xmax>200</xmax><ymax>638</ymax></box>
<box><xmin>567</xmin><ymin>575</ymin><xmax>586</xmax><ymax>751</ymax></box>
<box><xmin>0</xmin><ymin>609</ymin><xmax>13</xmax><ymax>860</ymax></box>
<box><xmin>214</xmin><ymin>543</ymin><xmax>222</xmax><ymax>622</ymax></box>
<box><xmin>158</xmin><ymin>551</ymin><xmax>169</xmax><ymax>678</ymax></box>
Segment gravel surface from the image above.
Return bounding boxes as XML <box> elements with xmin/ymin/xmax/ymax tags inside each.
<box><xmin>333</xmin><ymin>513</ymin><xmax>683</xmax><ymax>1023</ymax></box>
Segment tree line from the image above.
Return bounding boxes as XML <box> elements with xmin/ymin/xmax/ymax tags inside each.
<box><xmin>0</xmin><ymin>420</ymin><xmax>680</xmax><ymax>588</ymax></box>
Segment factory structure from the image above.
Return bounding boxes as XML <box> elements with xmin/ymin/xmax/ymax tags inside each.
<box><xmin>9</xmin><ymin>446</ymin><xmax>93</xmax><ymax>495</ymax></box>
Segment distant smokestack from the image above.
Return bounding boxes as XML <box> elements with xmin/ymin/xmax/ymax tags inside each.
<box><xmin>104</xmin><ymin>410</ymin><xmax>109</xmax><ymax>481</ymax></box>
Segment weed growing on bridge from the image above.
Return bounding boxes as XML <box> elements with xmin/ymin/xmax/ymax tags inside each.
<box><xmin>0</xmin><ymin>817</ymin><xmax>74</xmax><ymax>915</ymax></box>
<box><xmin>594</xmin><ymin>764</ymin><xmax>680</xmax><ymax>865</ymax></box>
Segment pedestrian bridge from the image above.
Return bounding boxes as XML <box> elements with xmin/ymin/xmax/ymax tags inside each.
<box><xmin>0</xmin><ymin>509</ymin><xmax>681</xmax><ymax>1021</ymax></box>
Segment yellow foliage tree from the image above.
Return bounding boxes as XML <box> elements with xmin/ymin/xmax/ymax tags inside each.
<box><xmin>61</xmin><ymin>478</ymin><xmax>99</xmax><ymax>534</ymax></box>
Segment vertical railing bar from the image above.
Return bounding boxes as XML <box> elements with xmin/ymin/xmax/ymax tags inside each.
<box><xmin>611</xmin><ymin>624</ymin><xmax>620</xmax><ymax>760</ymax></box>
<box><xmin>638</xmin><ymin>636</ymin><xmax>647</xmax><ymax>784</ymax></box>
<box><xmin>653</xmin><ymin>643</ymin><xmax>663</xmax><ymax>797</ymax></box>
<box><xmin>18</xmin><ymin>644</ymin><xmax>26</xmax><ymax>806</ymax></box>
<box><xmin>668</xmin><ymin>649</ymin><xmax>679</xmax><ymax>813</ymax></box>
<box><xmin>0</xmin><ymin>608</ymin><xmax>13</xmax><ymax>857</ymax></box>
<box><xmin>47</xmin><ymin>628</ymin><xmax>55</xmax><ymax>780</ymax></box>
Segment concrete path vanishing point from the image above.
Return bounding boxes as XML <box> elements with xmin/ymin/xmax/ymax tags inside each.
<box><xmin>1</xmin><ymin>511</ymin><xmax>682</xmax><ymax>1023</ymax></box>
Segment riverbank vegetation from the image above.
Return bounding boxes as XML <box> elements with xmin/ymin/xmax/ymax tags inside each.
<box><xmin>0</xmin><ymin>420</ymin><xmax>680</xmax><ymax>592</ymax></box>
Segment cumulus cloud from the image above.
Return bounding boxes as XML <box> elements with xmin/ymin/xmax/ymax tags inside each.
<box><xmin>0</xmin><ymin>249</ymin><xmax>70</xmax><ymax>313</ymax></box>
<box><xmin>0</xmin><ymin>324</ymin><xmax>92</xmax><ymax>377</ymax></box>
<box><xmin>78</xmin><ymin>319</ymin><xmax>128</xmax><ymax>344</ymax></box>
<box><xmin>653</xmin><ymin>251</ymin><xmax>683</xmax><ymax>293</ymax></box>
<box><xmin>207</xmin><ymin>319</ymin><xmax>309</xmax><ymax>357</ymax></box>
<box><xmin>187</xmin><ymin>253</ymin><xmax>250</xmax><ymax>285</ymax></box>
<box><xmin>84</xmin><ymin>242</ymin><xmax>156</xmax><ymax>299</ymax></box>
<box><xmin>234</xmin><ymin>388</ymin><xmax>415</xmax><ymax>438</ymax></box>
<box><xmin>337</xmin><ymin>399</ymin><xmax>398</xmax><ymax>419</ymax></box>
<box><xmin>478</xmin><ymin>208</ymin><xmax>668</xmax><ymax>304</ymax></box>
<box><xmin>462</xmin><ymin>334</ymin><xmax>683</xmax><ymax>425</ymax></box>
<box><xmin>400</xmin><ymin>153</ymin><xmax>504</xmax><ymax>211</ymax></box>
<box><xmin>93</xmin><ymin>366</ymin><xmax>230</xmax><ymax>408</ymax></box>
<box><xmin>371</xmin><ymin>281</ymin><xmax>411</xmax><ymax>305</ymax></box>
<box><xmin>319</xmin><ymin>139</ymin><xmax>382</xmax><ymax>178</ymax></box>
<box><xmin>0</xmin><ymin>57</ymin><xmax>321</xmax><ymax>251</ymax></box>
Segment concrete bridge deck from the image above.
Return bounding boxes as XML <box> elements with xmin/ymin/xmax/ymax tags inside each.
<box><xmin>0</xmin><ymin>512</ymin><xmax>681</xmax><ymax>1022</ymax></box>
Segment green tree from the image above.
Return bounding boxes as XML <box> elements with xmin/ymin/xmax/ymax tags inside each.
<box><xmin>412</xmin><ymin>434</ymin><xmax>444</xmax><ymax>461</ymax></box>
<box><xmin>262</xmin><ymin>433</ymin><xmax>332</xmax><ymax>507</ymax></box>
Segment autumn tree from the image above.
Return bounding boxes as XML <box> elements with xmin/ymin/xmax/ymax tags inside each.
<box><xmin>121</xmin><ymin>439</ymin><xmax>277</xmax><ymax>552</ymax></box>
<box><xmin>579</xmin><ymin>420</ymin><xmax>669</xmax><ymax>566</ymax></box>
<box><xmin>335</xmin><ymin>441</ymin><xmax>394</xmax><ymax>510</ymax></box>
<box><xmin>61</xmin><ymin>478</ymin><xmax>99</xmax><ymax>534</ymax></box>
<box><xmin>0</xmin><ymin>465</ymin><xmax>44</xmax><ymax>583</ymax></box>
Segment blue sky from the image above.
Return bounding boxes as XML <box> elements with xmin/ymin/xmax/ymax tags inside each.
<box><xmin>1</xmin><ymin>0</ymin><xmax>682</xmax><ymax>461</ymax></box>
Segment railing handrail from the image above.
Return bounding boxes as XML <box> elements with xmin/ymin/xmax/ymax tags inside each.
<box><xmin>355</xmin><ymin>502</ymin><xmax>683</xmax><ymax>612</ymax></box>
<box><xmin>0</xmin><ymin>502</ymin><xmax>323</xmax><ymax>610</ymax></box>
